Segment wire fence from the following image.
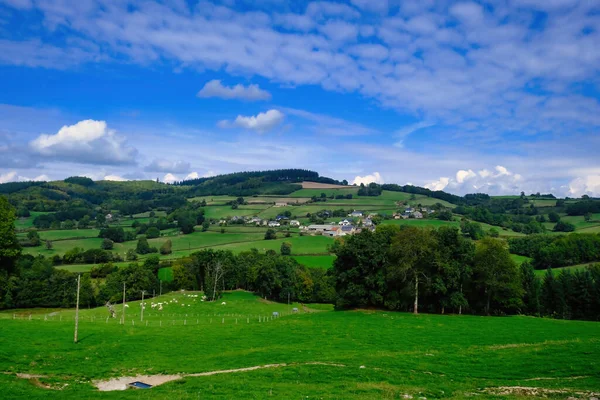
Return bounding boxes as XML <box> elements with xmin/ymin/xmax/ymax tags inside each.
<box><xmin>4</xmin><ymin>311</ymin><xmax>300</xmax><ymax>327</ymax></box>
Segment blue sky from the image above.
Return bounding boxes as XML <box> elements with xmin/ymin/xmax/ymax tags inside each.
<box><xmin>0</xmin><ymin>0</ymin><xmax>599</xmax><ymax>196</ymax></box>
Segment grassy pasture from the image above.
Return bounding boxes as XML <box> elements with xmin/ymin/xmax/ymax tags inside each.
<box><xmin>533</xmin><ymin>263</ymin><xmax>598</xmax><ymax>277</ymax></box>
<box><xmin>380</xmin><ymin>218</ymin><xmax>461</xmax><ymax>228</ymax></box>
<box><xmin>35</xmin><ymin>229</ymin><xmax>101</xmax><ymax>241</ymax></box>
<box><xmin>510</xmin><ymin>254</ymin><xmax>532</xmax><ymax>265</ymax></box>
<box><xmin>287</xmin><ymin>187</ymin><xmax>359</xmax><ymax>198</ymax></box>
<box><xmin>293</xmin><ymin>255</ymin><xmax>336</xmax><ymax>269</ymax></box>
<box><xmin>0</xmin><ymin>291</ymin><xmax>599</xmax><ymax>399</ymax></box>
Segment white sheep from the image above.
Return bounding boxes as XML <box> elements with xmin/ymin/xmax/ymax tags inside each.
<box><xmin>221</xmin><ymin>302</ymin><xmax>226</xmax><ymax>305</ymax></box>
<box><xmin>124</xmin><ymin>304</ymin><xmax>129</xmax><ymax>308</ymax></box>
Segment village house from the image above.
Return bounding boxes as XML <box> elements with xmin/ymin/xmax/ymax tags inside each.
<box><xmin>105</xmin><ymin>213</ymin><xmax>113</xmax><ymax>222</ymax></box>
<box><xmin>363</xmin><ymin>218</ymin><xmax>374</xmax><ymax>227</ymax></box>
<box><xmin>289</xmin><ymin>220</ymin><xmax>300</xmax><ymax>227</ymax></box>
<box><xmin>338</xmin><ymin>219</ymin><xmax>352</xmax><ymax>226</ymax></box>
<box><xmin>323</xmin><ymin>226</ymin><xmax>341</xmax><ymax>237</ymax></box>
<box><xmin>340</xmin><ymin>225</ymin><xmax>356</xmax><ymax>235</ymax></box>
<box><xmin>268</xmin><ymin>221</ymin><xmax>281</xmax><ymax>227</ymax></box>
<box><xmin>349</xmin><ymin>211</ymin><xmax>363</xmax><ymax>218</ymax></box>
<box><xmin>306</xmin><ymin>224</ymin><xmax>335</xmax><ymax>233</ymax></box>
<box><xmin>248</xmin><ymin>217</ymin><xmax>262</xmax><ymax>225</ymax></box>
<box><xmin>413</xmin><ymin>211</ymin><xmax>423</xmax><ymax>219</ymax></box>
<box><xmin>274</xmin><ymin>202</ymin><xmax>288</xmax><ymax>207</ymax></box>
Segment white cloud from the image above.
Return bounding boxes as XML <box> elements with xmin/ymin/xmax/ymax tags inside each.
<box><xmin>0</xmin><ymin>171</ymin><xmax>50</xmax><ymax>183</ymax></box>
<box><xmin>456</xmin><ymin>169</ymin><xmax>476</xmax><ymax>183</ymax></box>
<box><xmin>568</xmin><ymin>175</ymin><xmax>600</xmax><ymax>197</ymax></box>
<box><xmin>350</xmin><ymin>0</ymin><xmax>389</xmax><ymax>13</ymax></box>
<box><xmin>394</xmin><ymin>121</ymin><xmax>435</xmax><ymax>147</ymax></box>
<box><xmin>29</xmin><ymin>120</ymin><xmax>137</xmax><ymax>165</ymax></box>
<box><xmin>162</xmin><ymin>173</ymin><xmax>178</xmax><ymax>184</ymax></box>
<box><xmin>185</xmin><ymin>172</ymin><xmax>199</xmax><ymax>180</ymax></box>
<box><xmin>219</xmin><ymin>109</ymin><xmax>285</xmax><ymax>133</ymax></box>
<box><xmin>197</xmin><ymin>80</ymin><xmax>271</xmax><ymax>101</ymax></box>
<box><xmin>145</xmin><ymin>159</ymin><xmax>190</xmax><ymax>173</ymax></box>
<box><xmin>352</xmin><ymin>172</ymin><xmax>384</xmax><ymax>185</ymax></box>
<box><xmin>103</xmin><ymin>174</ymin><xmax>127</xmax><ymax>181</ymax></box>
<box><xmin>425</xmin><ymin>177</ymin><xmax>450</xmax><ymax>191</ymax></box>
<box><xmin>0</xmin><ymin>171</ymin><xmax>17</xmax><ymax>183</ymax></box>
<box><xmin>425</xmin><ymin>165</ymin><xmax>525</xmax><ymax>195</ymax></box>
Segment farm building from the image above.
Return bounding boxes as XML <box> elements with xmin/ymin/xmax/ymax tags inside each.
<box><xmin>274</xmin><ymin>202</ymin><xmax>288</xmax><ymax>207</ymax></box>
<box><xmin>289</xmin><ymin>220</ymin><xmax>300</xmax><ymax>227</ymax></box>
<box><xmin>268</xmin><ymin>221</ymin><xmax>281</xmax><ymax>227</ymax></box>
<box><xmin>306</xmin><ymin>224</ymin><xmax>335</xmax><ymax>232</ymax></box>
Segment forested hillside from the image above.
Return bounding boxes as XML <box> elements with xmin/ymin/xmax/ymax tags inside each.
<box><xmin>1</xmin><ymin>169</ymin><xmax>599</xmax><ymax>322</ymax></box>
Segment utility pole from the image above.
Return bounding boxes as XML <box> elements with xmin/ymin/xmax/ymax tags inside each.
<box><xmin>122</xmin><ymin>282</ymin><xmax>126</xmax><ymax>324</ymax></box>
<box><xmin>159</xmin><ymin>280</ymin><xmax>162</xmax><ymax>296</ymax></box>
<box><xmin>141</xmin><ymin>290</ymin><xmax>146</xmax><ymax>322</ymax></box>
<box><xmin>288</xmin><ymin>292</ymin><xmax>290</xmax><ymax>314</ymax></box>
<box><xmin>74</xmin><ymin>274</ymin><xmax>81</xmax><ymax>343</ymax></box>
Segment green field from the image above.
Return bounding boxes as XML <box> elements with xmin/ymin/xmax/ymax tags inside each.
<box><xmin>287</xmin><ymin>187</ymin><xmax>358</xmax><ymax>198</ymax></box>
<box><xmin>0</xmin><ymin>290</ymin><xmax>599</xmax><ymax>399</ymax></box>
<box><xmin>533</xmin><ymin>263</ymin><xmax>598</xmax><ymax>277</ymax></box>
<box><xmin>293</xmin><ymin>255</ymin><xmax>336</xmax><ymax>269</ymax></box>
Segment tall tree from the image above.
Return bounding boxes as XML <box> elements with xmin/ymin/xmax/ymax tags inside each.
<box><xmin>520</xmin><ymin>261</ymin><xmax>541</xmax><ymax>315</ymax></box>
<box><xmin>432</xmin><ymin>227</ymin><xmax>474</xmax><ymax>314</ymax></box>
<box><xmin>473</xmin><ymin>237</ymin><xmax>523</xmax><ymax>315</ymax></box>
<box><xmin>388</xmin><ymin>227</ymin><xmax>437</xmax><ymax>314</ymax></box>
<box><xmin>0</xmin><ymin>197</ymin><xmax>21</xmax><ymax>274</ymax></box>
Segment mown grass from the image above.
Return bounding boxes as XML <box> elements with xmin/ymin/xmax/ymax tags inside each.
<box><xmin>533</xmin><ymin>263</ymin><xmax>598</xmax><ymax>277</ymax></box>
<box><xmin>293</xmin><ymin>255</ymin><xmax>336</xmax><ymax>269</ymax></box>
<box><xmin>0</xmin><ymin>291</ymin><xmax>598</xmax><ymax>399</ymax></box>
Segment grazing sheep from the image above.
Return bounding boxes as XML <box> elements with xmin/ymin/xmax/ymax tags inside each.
<box><xmin>292</xmin><ymin>307</ymin><xmax>298</xmax><ymax>313</ymax></box>
<box><xmin>272</xmin><ymin>312</ymin><xmax>279</xmax><ymax>317</ymax></box>
<box><xmin>221</xmin><ymin>302</ymin><xmax>226</xmax><ymax>305</ymax></box>
<box><xmin>124</xmin><ymin>304</ymin><xmax>129</xmax><ymax>308</ymax></box>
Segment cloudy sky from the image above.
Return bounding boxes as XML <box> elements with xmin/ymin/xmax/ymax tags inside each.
<box><xmin>0</xmin><ymin>0</ymin><xmax>599</xmax><ymax>196</ymax></box>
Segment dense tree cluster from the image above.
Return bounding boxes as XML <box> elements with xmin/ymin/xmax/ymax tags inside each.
<box><xmin>509</xmin><ymin>234</ymin><xmax>600</xmax><ymax>269</ymax></box>
<box><xmin>357</xmin><ymin>182</ymin><xmax>382</xmax><ymax>196</ymax></box>
<box><xmin>333</xmin><ymin>226</ymin><xmax>522</xmax><ymax>316</ymax></box>
<box><xmin>171</xmin><ymin>249</ymin><xmax>334</xmax><ymax>303</ymax></box>
<box><xmin>539</xmin><ymin>265</ymin><xmax>600</xmax><ymax>320</ymax></box>
<box><xmin>566</xmin><ymin>200</ymin><xmax>600</xmax><ymax>216</ymax></box>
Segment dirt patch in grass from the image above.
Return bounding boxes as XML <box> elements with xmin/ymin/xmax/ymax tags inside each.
<box><xmin>483</xmin><ymin>386</ymin><xmax>600</xmax><ymax>397</ymax></box>
<box><xmin>94</xmin><ymin>362</ymin><xmax>347</xmax><ymax>391</ymax></box>
<box><xmin>301</xmin><ymin>182</ymin><xmax>350</xmax><ymax>189</ymax></box>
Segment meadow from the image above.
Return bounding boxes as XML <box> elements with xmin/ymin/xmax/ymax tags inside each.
<box><xmin>0</xmin><ymin>290</ymin><xmax>599</xmax><ymax>399</ymax></box>
<box><xmin>14</xmin><ymin>189</ymin><xmax>595</xmax><ymax>274</ymax></box>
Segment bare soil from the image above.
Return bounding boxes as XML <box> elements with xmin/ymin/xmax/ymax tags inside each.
<box><xmin>301</xmin><ymin>182</ymin><xmax>352</xmax><ymax>189</ymax></box>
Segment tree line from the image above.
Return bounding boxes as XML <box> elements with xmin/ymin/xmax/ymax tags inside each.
<box><xmin>508</xmin><ymin>234</ymin><xmax>600</xmax><ymax>269</ymax></box>
<box><xmin>331</xmin><ymin>225</ymin><xmax>600</xmax><ymax>320</ymax></box>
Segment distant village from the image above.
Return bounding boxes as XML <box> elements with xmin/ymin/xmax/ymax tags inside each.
<box><xmin>217</xmin><ymin>204</ymin><xmax>437</xmax><ymax>238</ymax></box>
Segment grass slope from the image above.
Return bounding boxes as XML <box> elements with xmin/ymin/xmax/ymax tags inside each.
<box><xmin>0</xmin><ymin>291</ymin><xmax>598</xmax><ymax>399</ymax></box>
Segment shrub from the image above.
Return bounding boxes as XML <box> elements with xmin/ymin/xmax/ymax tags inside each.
<box><xmin>264</xmin><ymin>229</ymin><xmax>277</xmax><ymax>240</ymax></box>
<box><xmin>146</xmin><ymin>227</ymin><xmax>160</xmax><ymax>239</ymax></box>
<box><xmin>160</xmin><ymin>240</ymin><xmax>172</xmax><ymax>255</ymax></box>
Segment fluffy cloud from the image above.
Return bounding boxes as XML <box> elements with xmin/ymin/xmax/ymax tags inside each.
<box><xmin>425</xmin><ymin>166</ymin><xmax>525</xmax><ymax>195</ymax></box>
<box><xmin>144</xmin><ymin>159</ymin><xmax>190</xmax><ymax>173</ymax></box>
<box><xmin>197</xmin><ymin>80</ymin><xmax>271</xmax><ymax>101</ymax></box>
<box><xmin>0</xmin><ymin>170</ymin><xmax>50</xmax><ymax>183</ymax></box>
<box><xmin>185</xmin><ymin>172</ymin><xmax>199</xmax><ymax>180</ymax></box>
<box><xmin>425</xmin><ymin>177</ymin><xmax>450</xmax><ymax>191</ymax></box>
<box><xmin>352</xmin><ymin>172</ymin><xmax>384</xmax><ymax>185</ymax></box>
<box><xmin>0</xmin><ymin>171</ymin><xmax>17</xmax><ymax>183</ymax></box>
<box><xmin>29</xmin><ymin>120</ymin><xmax>137</xmax><ymax>165</ymax></box>
<box><xmin>568</xmin><ymin>175</ymin><xmax>600</xmax><ymax>197</ymax></box>
<box><xmin>219</xmin><ymin>109</ymin><xmax>285</xmax><ymax>133</ymax></box>
<box><xmin>162</xmin><ymin>173</ymin><xmax>178</xmax><ymax>184</ymax></box>
<box><xmin>103</xmin><ymin>174</ymin><xmax>127</xmax><ymax>181</ymax></box>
